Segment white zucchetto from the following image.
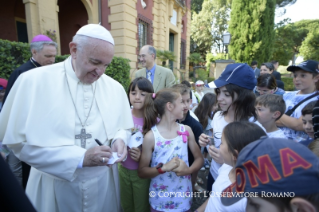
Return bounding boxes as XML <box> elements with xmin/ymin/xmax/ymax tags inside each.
<box><xmin>76</xmin><ymin>24</ymin><xmax>114</xmax><ymax>45</ymax></box>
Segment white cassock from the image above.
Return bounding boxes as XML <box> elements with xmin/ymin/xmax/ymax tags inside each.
<box><xmin>0</xmin><ymin>57</ymin><xmax>134</xmax><ymax>212</ymax></box>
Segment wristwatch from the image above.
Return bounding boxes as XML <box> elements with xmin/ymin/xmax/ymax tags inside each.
<box><xmin>156</xmin><ymin>163</ymin><xmax>166</xmax><ymax>174</ymax></box>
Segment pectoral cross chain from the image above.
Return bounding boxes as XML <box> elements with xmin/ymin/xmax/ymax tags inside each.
<box><xmin>75</xmin><ymin>128</ymin><xmax>92</xmax><ymax>148</ymax></box>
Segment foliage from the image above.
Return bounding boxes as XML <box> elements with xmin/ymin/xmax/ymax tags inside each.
<box><xmin>191</xmin><ymin>0</ymin><xmax>204</xmax><ymax>15</ymax></box>
<box><xmin>55</xmin><ymin>55</ymin><xmax>70</xmax><ymax>63</ymax></box>
<box><xmin>205</xmin><ymin>53</ymin><xmax>226</xmax><ymax>72</ymax></box>
<box><xmin>282</xmin><ymin>77</ymin><xmax>294</xmax><ymax>91</ymax></box>
<box><xmin>207</xmin><ymin>77</ymin><xmax>215</xmax><ymax>83</ymax></box>
<box><xmin>105</xmin><ymin>56</ymin><xmax>131</xmax><ymax>92</ymax></box>
<box><xmin>211</xmin><ymin>0</ymin><xmax>231</xmax><ymax>53</ymax></box>
<box><xmin>275</xmin><ymin>0</ymin><xmax>297</xmax><ymax>16</ymax></box>
<box><xmin>44</xmin><ymin>29</ymin><xmax>57</xmax><ymax>42</ymax></box>
<box><xmin>191</xmin><ymin>0</ymin><xmax>214</xmax><ymax>57</ymax></box>
<box><xmin>188</xmin><ymin>53</ymin><xmax>204</xmax><ymax>66</ymax></box>
<box><xmin>196</xmin><ymin>68</ymin><xmax>207</xmax><ymax>81</ymax></box>
<box><xmin>156</xmin><ymin>50</ymin><xmax>176</xmax><ymax>66</ymax></box>
<box><xmin>228</xmin><ymin>0</ymin><xmax>276</xmax><ymax>63</ymax></box>
<box><xmin>271</xmin><ymin>19</ymin><xmax>319</xmax><ymax>65</ymax></box>
<box><xmin>299</xmin><ymin>28</ymin><xmax>319</xmax><ymax>61</ymax></box>
<box><xmin>0</xmin><ymin>39</ymin><xmax>30</xmax><ymax>79</ymax></box>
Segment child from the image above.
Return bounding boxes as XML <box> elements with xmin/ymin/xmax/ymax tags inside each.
<box><xmin>309</xmin><ymin>139</ymin><xmax>319</xmax><ymax>157</ymax></box>
<box><xmin>196</xmin><ymin>122</ymin><xmax>266</xmax><ymax>212</ymax></box>
<box><xmin>194</xmin><ymin>80</ymin><xmax>205</xmax><ymax>104</ymax></box>
<box><xmin>299</xmin><ymin>101</ymin><xmax>317</xmax><ymax>146</ymax></box>
<box><xmin>194</xmin><ymin>93</ymin><xmax>217</xmax><ymax>170</ymax></box>
<box><xmin>255</xmin><ymin>94</ymin><xmax>286</xmax><ymax>138</ymax></box>
<box><xmin>254</xmin><ymin>74</ymin><xmax>285</xmax><ymax>96</ymax></box>
<box><xmin>119</xmin><ymin>77</ymin><xmax>153</xmax><ymax>212</ymax></box>
<box><xmin>172</xmin><ymin>84</ymin><xmax>205</xmax><ymax>193</ymax></box>
<box><xmin>199</xmin><ymin>63</ymin><xmax>265</xmax><ymax>192</ymax></box>
<box><xmin>277</xmin><ymin>60</ymin><xmax>319</xmax><ymax>142</ymax></box>
<box><xmin>181</xmin><ymin>80</ymin><xmax>198</xmax><ymax>111</ymax></box>
<box><xmin>138</xmin><ymin>88</ymin><xmax>203</xmax><ymax>212</ymax></box>
<box><xmin>259</xmin><ymin>62</ymin><xmax>284</xmax><ymax>89</ymax></box>
<box><xmin>221</xmin><ymin>137</ymin><xmax>319</xmax><ymax>212</ymax></box>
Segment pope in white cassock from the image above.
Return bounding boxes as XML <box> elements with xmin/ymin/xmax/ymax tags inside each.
<box><xmin>0</xmin><ymin>24</ymin><xmax>134</xmax><ymax>212</ymax></box>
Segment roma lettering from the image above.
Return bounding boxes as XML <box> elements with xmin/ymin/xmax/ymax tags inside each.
<box><xmin>237</xmin><ymin>148</ymin><xmax>312</xmax><ymax>188</ymax></box>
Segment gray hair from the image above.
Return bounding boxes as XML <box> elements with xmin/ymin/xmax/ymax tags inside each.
<box><xmin>261</xmin><ymin>62</ymin><xmax>274</xmax><ymax>71</ymax></box>
<box><xmin>72</xmin><ymin>34</ymin><xmax>89</xmax><ymax>51</ymax></box>
<box><xmin>148</xmin><ymin>46</ymin><xmax>156</xmax><ymax>59</ymax></box>
<box><xmin>30</xmin><ymin>41</ymin><xmax>58</xmax><ymax>52</ymax></box>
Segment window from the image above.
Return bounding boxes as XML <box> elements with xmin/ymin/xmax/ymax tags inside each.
<box><xmin>138</xmin><ymin>21</ymin><xmax>148</xmax><ymax>50</ymax></box>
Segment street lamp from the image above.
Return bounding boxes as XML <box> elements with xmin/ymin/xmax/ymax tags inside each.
<box><xmin>193</xmin><ymin>42</ymin><xmax>197</xmax><ymax>51</ymax></box>
<box><xmin>223</xmin><ymin>32</ymin><xmax>231</xmax><ymax>59</ymax></box>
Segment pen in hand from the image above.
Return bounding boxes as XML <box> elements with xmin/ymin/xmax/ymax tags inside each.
<box><xmin>95</xmin><ymin>139</ymin><xmax>103</xmax><ymax>146</ymax></box>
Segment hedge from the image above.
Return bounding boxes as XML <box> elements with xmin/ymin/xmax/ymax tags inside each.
<box><xmin>105</xmin><ymin>56</ymin><xmax>131</xmax><ymax>92</ymax></box>
<box><xmin>282</xmin><ymin>77</ymin><xmax>294</xmax><ymax>91</ymax></box>
<box><xmin>0</xmin><ymin>39</ymin><xmax>131</xmax><ymax>91</ymax></box>
<box><xmin>0</xmin><ymin>39</ymin><xmax>30</xmax><ymax>79</ymax></box>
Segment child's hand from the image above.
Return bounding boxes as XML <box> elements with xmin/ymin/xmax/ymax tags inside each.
<box><xmin>208</xmin><ymin>145</ymin><xmax>224</xmax><ymax>164</ymax></box>
<box><xmin>172</xmin><ymin>159</ymin><xmax>190</xmax><ymax>176</ymax></box>
<box><xmin>129</xmin><ymin>147</ymin><xmax>141</xmax><ymax>162</ymax></box>
<box><xmin>162</xmin><ymin>157</ymin><xmax>180</xmax><ymax>172</ymax></box>
<box><xmin>198</xmin><ymin>133</ymin><xmax>209</xmax><ymax>147</ymax></box>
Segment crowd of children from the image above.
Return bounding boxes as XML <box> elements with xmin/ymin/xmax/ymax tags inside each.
<box><xmin>115</xmin><ymin>60</ymin><xmax>319</xmax><ymax>212</ymax></box>
<box><xmin>99</xmin><ymin>60</ymin><xmax>319</xmax><ymax>211</ymax></box>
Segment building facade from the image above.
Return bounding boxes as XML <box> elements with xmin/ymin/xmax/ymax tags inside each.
<box><xmin>0</xmin><ymin>0</ymin><xmax>191</xmax><ymax>79</ymax></box>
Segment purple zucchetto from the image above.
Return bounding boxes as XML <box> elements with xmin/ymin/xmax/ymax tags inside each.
<box><xmin>31</xmin><ymin>35</ymin><xmax>53</xmax><ymax>43</ymax></box>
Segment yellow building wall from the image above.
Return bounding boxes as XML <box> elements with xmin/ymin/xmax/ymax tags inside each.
<box><xmin>108</xmin><ymin>0</ymin><xmax>138</xmax><ymax>73</ymax></box>
<box><xmin>23</xmin><ymin>0</ymin><xmax>99</xmax><ymax>55</ymax></box>
<box><xmin>23</xmin><ymin>0</ymin><xmax>190</xmax><ymax>81</ymax></box>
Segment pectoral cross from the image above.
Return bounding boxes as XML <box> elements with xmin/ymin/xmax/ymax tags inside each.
<box><xmin>75</xmin><ymin>128</ymin><xmax>92</xmax><ymax>148</ymax></box>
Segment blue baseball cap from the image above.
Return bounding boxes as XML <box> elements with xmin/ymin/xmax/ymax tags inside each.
<box><xmin>209</xmin><ymin>63</ymin><xmax>256</xmax><ymax>90</ymax></box>
<box><xmin>221</xmin><ymin>137</ymin><xmax>319</xmax><ymax>206</ymax></box>
<box><xmin>287</xmin><ymin>60</ymin><xmax>319</xmax><ymax>74</ymax></box>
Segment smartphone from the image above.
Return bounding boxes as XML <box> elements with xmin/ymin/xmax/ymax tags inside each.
<box><xmin>208</xmin><ymin>137</ymin><xmax>215</xmax><ymax>146</ymax></box>
<box><xmin>206</xmin><ymin>136</ymin><xmax>215</xmax><ymax>150</ymax></box>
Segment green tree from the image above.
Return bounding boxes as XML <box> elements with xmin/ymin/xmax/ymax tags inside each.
<box><xmin>188</xmin><ymin>53</ymin><xmax>205</xmax><ymax>66</ymax></box>
<box><xmin>299</xmin><ymin>28</ymin><xmax>319</xmax><ymax>61</ymax></box>
<box><xmin>156</xmin><ymin>50</ymin><xmax>176</xmax><ymax>66</ymax></box>
<box><xmin>191</xmin><ymin>0</ymin><xmax>231</xmax><ymax>55</ymax></box>
<box><xmin>271</xmin><ymin>19</ymin><xmax>307</xmax><ymax>65</ymax></box>
<box><xmin>211</xmin><ymin>0</ymin><xmax>231</xmax><ymax>53</ymax></box>
<box><xmin>191</xmin><ymin>0</ymin><xmax>214</xmax><ymax>57</ymax></box>
<box><xmin>228</xmin><ymin>0</ymin><xmax>276</xmax><ymax>63</ymax></box>
<box><xmin>191</xmin><ymin>0</ymin><xmax>204</xmax><ymax>15</ymax></box>
<box><xmin>271</xmin><ymin>19</ymin><xmax>319</xmax><ymax>65</ymax></box>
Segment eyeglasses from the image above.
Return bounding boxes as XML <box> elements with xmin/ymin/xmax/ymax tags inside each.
<box><xmin>196</xmin><ymin>85</ymin><xmax>204</xmax><ymax>87</ymax></box>
<box><xmin>138</xmin><ymin>54</ymin><xmax>147</xmax><ymax>59</ymax></box>
<box><xmin>0</xmin><ymin>90</ymin><xmax>5</xmax><ymax>94</ymax></box>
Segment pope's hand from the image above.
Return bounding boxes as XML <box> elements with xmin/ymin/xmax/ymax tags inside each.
<box><xmin>83</xmin><ymin>146</ymin><xmax>112</xmax><ymax>167</ymax></box>
<box><xmin>112</xmin><ymin>139</ymin><xmax>127</xmax><ymax>163</ymax></box>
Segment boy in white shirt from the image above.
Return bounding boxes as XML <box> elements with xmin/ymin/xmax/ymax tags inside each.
<box><xmin>255</xmin><ymin>94</ymin><xmax>286</xmax><ymax>138</ymax></box>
